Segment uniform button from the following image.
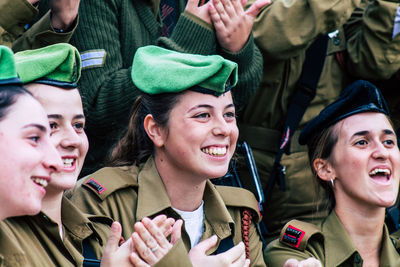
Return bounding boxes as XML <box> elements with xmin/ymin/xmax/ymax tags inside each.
<box><xmin>354</xmin><ymin>253</ymin><xmax>362</xmax><ymax>264</ymax></box>
<box><xmin>333</xmin><ymin>37</ymin><xmax>340</xmax><ymax>46</ymax></box>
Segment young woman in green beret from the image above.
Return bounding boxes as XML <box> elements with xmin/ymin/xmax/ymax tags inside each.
<box><xmin>0</xmin><ymin>46</ymin><xmax>62</xmax><ymax>221</ymax></box>
<box><xmin>265</xmin><ymin>81</ymin><xmax>400</xmax><ymax>267</ymax></box>
<box><xmin>69</xmin><ymin>46</ymin><xmax>266</xmax><ymax>266</ymax></box>
<box><xmin>1</xmin><ymin>43</ymin><xmax>179</xmax><ymax>267</ymax></box>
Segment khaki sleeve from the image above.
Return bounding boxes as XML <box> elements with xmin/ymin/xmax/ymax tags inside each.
<box><xmin>154</xmin><ymin>238</ymin><xmax>193</xmax><ymax>267</ymax></box>
<box><xmin>344</xmin><ymin>0</ymin><xmax>400</xmax><ymax>79</ymax></box>
<box><xmin>0</xmin><ymin>0</ymin><xmax>37</xmax><ymax>47</ymax></box>
<box><xmin>249</xmin><ymin>0</ymin><xmax>361</xmax><ymax>60</ymax></box>
<box><xmin>12</xmin><ymin>11</ymin><xmax>78</xmax><ymax>52</ymax></box>
<box><xmin>264</xmin><ymin>238</ymin><xmax>324</xmax><ymax>266</ymax></box>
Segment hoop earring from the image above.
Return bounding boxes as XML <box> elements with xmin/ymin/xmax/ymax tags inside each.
<box><xmin>330</xmin><ymin>178</ymin><xmax>335</xmax><ymax>188</ymax></box>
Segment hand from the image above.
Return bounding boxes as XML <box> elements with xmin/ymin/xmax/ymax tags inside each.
<box><xmin>101</xmin><ymin>221</ymin><xmax>134</xmax><ymax>267</ymax></box>
<box><xmin>129</xmin><ymin>216</ymin><xmax>183</xmax><ymax>266</ymax></box>
<box><xmin>284</xmin><ymin>258</ymin><xmax>322</xmax><ymax>267</ymax></box>
<box><xmin>185</xmin><ymin>0</ymin><xmax>213</xmax><ymax>25</ymax></box>
<box><xmin>50</xmin><ymin>0</ymin><xmax>80</xmax><ymax>30</ymax></box>
<box><xmin>27</xmin><ymin>0</ymin><xmax>40</xmax><ymax>4</ymax></box>
<box><xmin>189</xmin><ymin>235</ymin><xmax>250</xmax><ymax>267</ymax></box>
<box><xmin>209</xmin><ymin>0</ymin><xmax>270</xmax><ymax>52</ymax></box>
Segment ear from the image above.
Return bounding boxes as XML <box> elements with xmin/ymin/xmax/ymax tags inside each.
<box><xmin>143</xmin><ymin>114</ymin><xmax>165</xmax><ymax>148</ymax></box>
<box><xmin>313</xmin><ymin>158</ymin><xmax>336</xmax><ymax>182</ymax></box>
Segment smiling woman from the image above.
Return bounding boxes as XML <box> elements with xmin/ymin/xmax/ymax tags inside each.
<box><xmin>0</xmin><ymin>46</ymin><xmax>61</xmax><ymax>221</ymax></box>
<box><xmin>265</xmin><ymin>80</ymin><xmax>400</xmax><ymax>267</ymax></box>
<box><xmin>69</xmin><ymin>46</ymin><xmax>266</xmax><ymax>266</ymax></box>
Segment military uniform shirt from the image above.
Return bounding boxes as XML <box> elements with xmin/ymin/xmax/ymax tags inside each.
<box><xmin>68</xmin><ymin>156</ymin><xmax>266</xmax><ymax>267</ymax></box>
<box><xmin>265</xmin><ymin>211</ymin><xmax>400</xmax><ymax>266</ymax></box>
<box><xmin>2</xmin><ymin>197</ymin><xmax>111</xmax><ymax>267</ymax></box>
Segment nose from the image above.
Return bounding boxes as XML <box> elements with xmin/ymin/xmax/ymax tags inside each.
<box><xmin>212</xmin><ymin>116</ymin><xmax>230</xmax><ymax>136</ymax></box>
<box><xmin>372</xmin><ymin>141</ymin><xmax>390</xmax><ymax>160</ymax></box>
<box><xmin>43</xmin><ymin>139</ymin><xmax>63</xmax><ymax>172</ymax></box>
<box><xmin>60</xmin><ymin>125</ymin><xmax>82</xmax><ymax>149</ymax></box>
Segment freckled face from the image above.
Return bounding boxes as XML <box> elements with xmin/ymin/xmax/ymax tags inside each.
<box><xmin>26</xmin><ymin>84</ymin><xmax>88</xmax><ymax>193</ymax></box>
<box><xmin>155</xmin><ymin>90</ymin><xmax>238</xmax><ymax>182</ymax></box>
<box><xmin>330</xmin><ymin>112</ymin><xmax>400</xmax><ymax>209</ymax></box>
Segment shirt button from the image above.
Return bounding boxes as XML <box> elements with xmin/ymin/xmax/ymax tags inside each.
<box><xmin>333</xmin><ymin>37</ymin><xmax>341</xmax><ymax>46</ymax></box>
<box><xmin>354</xmin><ymin>253</ymin><xmax>362</xmax><ymax>264</ymax></box>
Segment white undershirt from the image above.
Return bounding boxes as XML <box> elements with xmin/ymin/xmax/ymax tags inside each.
<box><xmin>173</xmin><ymin>201</ymin><xmax>204</xmax><ymax>248</ymax></box>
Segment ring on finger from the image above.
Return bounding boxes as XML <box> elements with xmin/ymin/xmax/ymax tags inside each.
<box><xmin>151</xmin><ymin>245</ymin><xmax>159</xmax><ymax>253</ymax></box>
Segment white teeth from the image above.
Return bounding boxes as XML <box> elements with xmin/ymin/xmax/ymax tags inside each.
<box><xmin>369</xmin><ymin>168</ymin><xmax>391</xmax><ymax>176</ymax></box>
<box><xmin>63</xmin><ymin>158</ymin><xmax>74</xmax><ymax>167</ymax></box>
<box><xmin>31</xmin><ymin>177</ymin><xmax>48</xmax><ymax>188</ymax></box>
<box><xmin>202</xmin><ymin>147</ymin><xmax>227</xmax><ymax>156</ymax></box>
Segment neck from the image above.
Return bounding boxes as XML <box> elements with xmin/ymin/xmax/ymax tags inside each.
<box><xmin>334</xmin><ymin>200</ymin><xmax>385</xmax><ymax>264</ymax></box>
<box><xmin>41</xmin><ymin>190</ymin><xmax>64</xmax><ymax>228</ymax></box>
<box><xmin>155</xmin><ymin>155</ymin><xmax>206</xmax><ymax>211</ymax></box>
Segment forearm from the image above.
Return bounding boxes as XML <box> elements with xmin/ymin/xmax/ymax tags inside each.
<box><xmin>251</xmin><ymin>0</ymin><xmax>361</xmax><ymax>60</ymax></box>
<box><xmin>344</xmin><ymin>0</ymin><xmax>400</xmax><ymax>79</ymax></box>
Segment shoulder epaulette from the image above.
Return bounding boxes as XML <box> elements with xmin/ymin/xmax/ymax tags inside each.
<box><xmin>215</xmin><ymin>185</ymin><xmax>261</xmax><ymax>222</ymax></box>
<box><xmin>279</xmin><ymin>220</ymin><xmax>322</xmax><ymax>251</ymax></box>
<box><xmin>81</xmin><ymin>166</ymin><xmax>139</xmax><ymax>201</ymax></box>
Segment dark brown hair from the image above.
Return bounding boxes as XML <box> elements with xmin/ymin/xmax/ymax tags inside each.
<box><xmin>108</xmin><ymin>92</ymin><xmax>182</xmax><ymax>166</ymax></box>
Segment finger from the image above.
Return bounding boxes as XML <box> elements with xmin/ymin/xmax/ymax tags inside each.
<box><xmin>220</xmin><ymin>0</ymin><xmax>237</xmax><ymax>17</ymax></box>
<box><xmin>299</xmin><ymin>258</ymin><xmax>322</xmax><ymax>267</ymax></box>
<box><xmin>152</xmin><ymin>216</ymin><xmax>175</xmax><ymax>237</ymax></box>
<box><xmin>284</xmin><ymin>259</ymin><xmax>300</xmax><ymax>267</ymax></box>
<box><xmin>212</xmin><ymin>0</ymin><xmax>231</xmax><ymax>26</ymax></box>
<box><xmin>170</xmin><ymin>219</ymin><xmax>183</xmax><ymax>245</ymax></box>
<box><xmin>129</xmin><ymin>252</ymin><xmax>150</xmax><ymax>267</ymax></box>
<box><xmin>190</xmin><ymin>235</ymin><xmax>218</xmax><ymax>254</ymax></box>
<box><xmin>231</xmin><ymin>249</ymin><xmax>246</xmax><ymax>267</ymax></box>
<box><xmin>221</xmin><ymin>242</ymin><xmax>245</xmax><ymax>262</ymax></box>
<box><xmin>142</xmin><ymin>217</ymin><xmax>172</xmax><ymax>249</ymax></box>
<box><xmin>134</xmin><ymin>221</ymin><xmax>159</xmax><ymax>251</ymax></box>
<box><xmin>132</xmin><ymin>232</ymin><xmax>158</xmax><ymax>264</ymax></box>
<box><xmin>245</xmin><ymin>0</ymin><xmax>270</xmax><ymax>18</ymax></box>
<box><xmin>209</xmin><ymin>3</ymin><xmax>225</xmax><ymax>31</ymax></box>
<box><xmin>244</xmin><ymin>259</ymin><xmax>251</xmax><ymax>267</ymax></box>
<box><xmin>104</xmin><ymin>222</ymin><xmax>123</xmax><ymax>253</ymax></box>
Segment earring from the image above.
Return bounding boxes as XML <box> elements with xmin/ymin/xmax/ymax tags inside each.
<box><xmin>330</xmin><ymin>178</ymin><xmax>335</xmax><ymax>188</ymax></box>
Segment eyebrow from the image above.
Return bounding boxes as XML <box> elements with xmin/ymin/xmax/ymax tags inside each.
<box><xmin>352</xmin><ymin>129</ymin><xmax>395</xmax><ymax>138</ymax></box>
<box><xmin>188</xmin><ymin>103</ymin><xmax>235</xmax><ymax>112</ymax></box>
<box><xmin>23</xmin><ymin>123</ymin><xmax>47</xmax><ymax>133</ymax></box>
<box><xmin>48</xmin><ymin>114</ymin><xmax>86</xmax><ymax>120</ymax></box>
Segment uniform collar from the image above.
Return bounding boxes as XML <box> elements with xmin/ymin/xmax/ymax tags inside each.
<box><xmin>136</xmin><ymin>156</ymin><xmax>234</xmax><ymax>239</ymax></box>
<box><xmin>34</xmin><ymin>196</ymin><xmax>106</xmax><ymax>241</ymax></box>
<box><xmin>324</xmin><ymin>211</ymin><xmax>400</xmax><ymax>266</ymax></box>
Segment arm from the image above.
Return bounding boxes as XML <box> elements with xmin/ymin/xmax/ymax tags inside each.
<box><xmin>250</xmin><ymin>0</ymin><xmax>361</xmax><ymax>61</ymax></box>
<box><xmin>344</xmin><ymin>0</ymin><xmax>400</xmax><ymax>79</ymax></box>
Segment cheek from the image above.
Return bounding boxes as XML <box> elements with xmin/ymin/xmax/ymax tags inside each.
<box><xmin>79</xmin><ymin>135</ymin><xmax>89</xmax><ymax>159</ymax></box>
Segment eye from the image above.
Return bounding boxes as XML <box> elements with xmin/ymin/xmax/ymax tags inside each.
<box><xmin>224</xmin><ymin>111</ymin><xmax>236</xmax><ymax>119</ymax></box>
<box><xmin>73</xmin><ymin>121</ymin><xmax>85</xmax><ymax>133</ymax></box>
<box><xmin>49</xmin><ymin>121</ymin><xmax>58</xmax><ymax>130</ymax></box>
<box><xmin>193</xmin><ymin>113</ymin><xmax>210</xmax><ymax>120</ymax></box>
<box><xmin>28</xmin><ymin>135</ymin><xmax>40</xmax><ymax>144</ymax></box>
<box><xmin>383</xmin><ymin>139</ymin><xmax>395</xmax><ymax>147</ymax></box>
<box><xmin>354</xmin><ymin>139</ymin><xmax>368</xmax><ymax>146</ymax></box>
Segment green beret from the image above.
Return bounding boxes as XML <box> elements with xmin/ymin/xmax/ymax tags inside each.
<box><xmin>14</xmin><ymin>43</ymin><xmax>81</xmax><ymax>89</ymax></box>
<box><xmin>0</xmin><ymin>45</ymin><xmax>22</xmax><ymax>86</ymax></box>
<box><xmin>131</xmin><ymin>46</ymin><xmax>238</xmax><ymax>95</ymax></box>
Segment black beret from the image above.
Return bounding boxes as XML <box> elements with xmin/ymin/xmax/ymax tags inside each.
<box><xmin>299</xmin><ymin>80</ymin><xmax>390</xmax><ymax>146</ymax></box>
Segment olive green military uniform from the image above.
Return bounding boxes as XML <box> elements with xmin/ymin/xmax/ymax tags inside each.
<box><xmin>239</xmin><ymin>0</ymin><xmax>400</xmax><ymax>241</ymax></box>
<box><xmin>0</xmin><ymin>0</ymin><xmax>77</xmax><ymax>51</ymax></box>
<box><xmin>0</xmin><ymin>222</ymin><xmax>31</xmax><ymax>267</ymax></box>
<box><xmin>265</xmin><ymin>211</ymin><xmax>400</xmax><ymax>266</ymax></box>
<box><xmin>1</xmin><ymin>197</ymin><xmax>111</xmax><ymax>267</ymax></box>
<box><xmin>68</xmin><ymin>156</ymin><xmax>266</xmax><ymax>267</ymax></box>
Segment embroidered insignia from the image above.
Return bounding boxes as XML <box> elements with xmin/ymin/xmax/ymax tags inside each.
<box><xmin>281</xmin><ymin>225</ymin><xmax>305</xmax><ymax>248</ymax></box>
<box><xmin>81</xmin><ymin>50</ymin><xmax>106</xmax><ymax>69</ymax></box>
<box><xmin>85</xmin><ymin>178</ymin><xmax>106</xmax><ymax>194</ymax></box>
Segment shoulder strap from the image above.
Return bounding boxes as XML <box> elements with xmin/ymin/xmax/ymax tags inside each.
<box><xmin>264</xmin><ymin>34</ymin><xmax>329</xmax><ymax>203</ymax></box>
